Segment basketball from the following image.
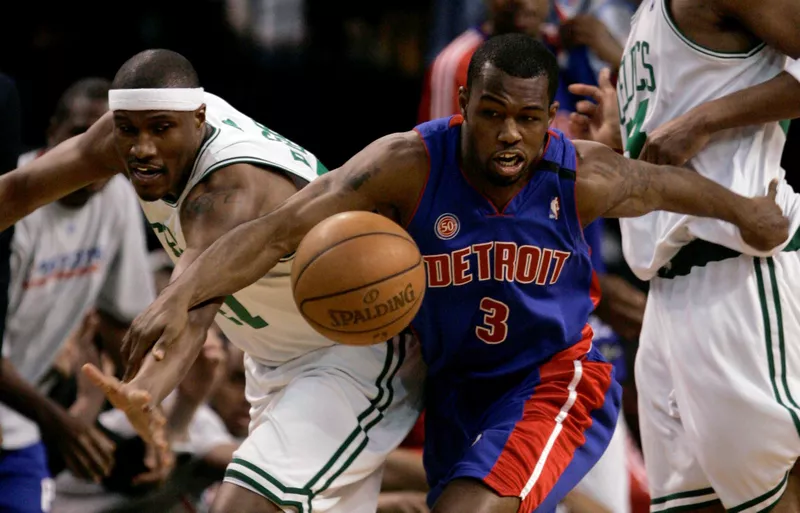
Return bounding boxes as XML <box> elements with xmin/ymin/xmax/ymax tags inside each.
<box><xmin>291</xmin><ymin>211</ymin><xmax>426</xmax><ymax>346</ymax></box>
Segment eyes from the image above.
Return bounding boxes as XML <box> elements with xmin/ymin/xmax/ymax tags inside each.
<box><xmin>115</xmin><ymin>122</ymin><xmax>174</xmax><ymax>135</ymax></box>
<box><xmin>480</xmin><ymin>109</ymin><xmax>540</xmax><ymax>124</ymax></box>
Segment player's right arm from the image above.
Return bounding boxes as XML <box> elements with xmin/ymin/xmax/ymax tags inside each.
<box><xmin>127</xmin><ymin>131</ymin><xmax>428</xmax><ymax>352</ymax></box>
<box><xmin>636</xmin><ymin>0</ymin><xmax>800</xmax><ymax>166</ymax></box>
<box><xmin>0</xmin><ymin>112</ymin><xmax>120</xmax><ymax>230</ymax></box>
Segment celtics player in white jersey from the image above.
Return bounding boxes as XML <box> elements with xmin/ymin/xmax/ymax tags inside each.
<box><xmin>0</xmin><ymin>49</ymin><xmax>424</xmax><ymax>513</ymax></box>
<box><xmin>569</xmin><ymin>0</ymin><xmax>800</xmax><ymax>511</ymax></box>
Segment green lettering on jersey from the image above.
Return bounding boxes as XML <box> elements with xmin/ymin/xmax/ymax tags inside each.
<box><xmin>222</xmin><ymin>119</ymin><xmax>243</xmax><ymax>131</ymax></box>
<box><xmin>625</xmin><ymin>99</ymin><xmax>650</xmax><ymax>159</ymax></box>
<box><xmin>316</xmin><ymin>160</ymin><xmax>330</xmax><ymax>176</ymax></box>
<box><xmin>291</xmin><ymin>150</ymin><xmax>310</xmax><ymax>168</ymax></box>
<box><xmin>254</xmin><ymin>120</ymin><xmax>306</xmax><ymax>153</ymax></box>
<box><xmin>252</xmin><ymin>120</ymin><xmax>316</xmax><ymax>171</ymax></box>
<box><xmin>150</xmin><ymin>222</ymin><xmax>184</xmax><ymax>258</ymax></box>
<box><xmin>223</xmin><ymin>296</ymin><xmax>268</xmax><ymax>329</ymax></box>
<box><xmin>639</xmin><ymin>42</ymin><xmax>656</xmax><ymax>92</ymax></box>
<box><xmin>148</xmin><ymin>223</ymin><xmax>268</xmax><ymax>329</ymax></box>
<box><xmin>618</xmin><ymin>40</ymin><xmax>657</xmax><ymax>119</ymax></box>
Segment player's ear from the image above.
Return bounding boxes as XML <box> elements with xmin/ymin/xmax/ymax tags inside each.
<box><xmin>458</xmin><ymin>86</ymin><xmax>469</xmax><ymax>119</ymax></box>
<box><xmin>547</xmin><ymin>101</ymin><xmax>560</xmax><ymax>127</ymax></box>
<box><xmin>195</xmin><ymin>104</ymin><xmax>206</xmax><ymax>128</ymax></box>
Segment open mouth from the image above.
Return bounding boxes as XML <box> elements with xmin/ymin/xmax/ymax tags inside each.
<box><xmin>129</xmin><ymin>165</ymin><xmax>165</xmax><ymax>183</ymax></box>
<box><xmin>492</xmin><ymin>152</ymin><xmax>525</xmax><ymax>176</ymax></box>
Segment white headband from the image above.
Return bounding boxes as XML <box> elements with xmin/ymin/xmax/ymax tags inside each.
<box><xmin>108</xmin><ymin>87</ymin><xmax>205</xmax><ymax>111</ymax></box>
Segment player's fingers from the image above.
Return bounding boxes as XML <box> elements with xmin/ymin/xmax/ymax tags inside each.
<box><xmin>768</xmin><ymin>178</ymin><xmax>779</xmax><ymax>199</ymax></box>
<box><xmin>74</xmin><ymin>436</ymin><xmax>107</xmax><ymax>481</ymax></box>
<box><xmin>132</xmin><ymin>470</ymin><xmax>168</xmax><ymax>486</ymax></box>
<box><xmin>567</xmin><ymin>83</ymin><xmax>601</xmax><ymax>101</ymax></box>
<box><xmin>81</xmin><ymin>363</ymin><xmax>120</xmax><ymax>395</ymax></box>
<box><xmin>88</xmin><ymin>428</ymin><xmax>117</xmax><ymax>470</ymax></box>
<box><xmin>569</xmin><ymin>111</ymin><xmax>589</xmax><ymax>125</ymax></box>
<box><xmin>574</xmin><ymin>100</ymin><xmax>598</xmax><ymax>116</ymax></box>
<box><xmin>151</xmin><ymin>331</ymin><xmax>174</xmax><ymax>361</ymax></box>
<box><xmin>597</xmin><ymin>67</ymin><xmax>613</xmax><ymax>90</ymax></box>
<box><xmin>64</xmin><ymin>450</ymin><xmax>95</xmax><ymax>481</ymax></box>
<box><xmin>79</xmin><ymin>431</ymin><xmax>115</xmax><ymax>478</ymax></box>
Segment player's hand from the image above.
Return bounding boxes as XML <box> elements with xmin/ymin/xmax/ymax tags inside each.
<box><xmin>81</xmin><ymin>363</ymin><xmax>171</xmax><ymax>472</ymax></box>
<box><xmin>638</xmin><ymin>109</ymin><xmax>710</xmax><ymax>166</ymax></box>
<box><xmin>39</xmin><ymin>406</ymin><xmax>116</xmax><ymax>482</ymax></box>
<box><xmin>595</xmin><ymin>274</ymin><xmax>646</xmax><ymax>341</ymax></box>
<box><xmin>132</xmin><ymin>441</ymin><xmax>176</xmax><ymax>486</ymax></box>
<box><xmin>377</xmin><ymin>491</ymin><xmax>430</xmax><ymax>513</ymax></box>
<box><xmin>738</xmin><ymin>179</ymin><xmax>790</xmax><ymax>252</ymax></box>
<box><xmin>567</xmin><ymin>69</ymin><xmax>623</xmax><ymax>150</ymax></box>
<box><xmin>121</xmin><ymin>289</ymin><xmax>190</xmax><ymax>381</ymax></box>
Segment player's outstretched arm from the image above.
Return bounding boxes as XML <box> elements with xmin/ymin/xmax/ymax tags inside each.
<box><xmin>159</xmin><ymin>131</ymin><xmax>428</xmax><ymax>314</ymax></box>
<box><xmin>574</xmin><ymin>140</ymin><xmax>790</xmax><ymax>251</ymax></box>
<box><xmin>0</xmin><ymin>112</ymin><xmax>120</xmax><ymax>230</ymax></box>
<box><xmin>82</xmin><ymin>160</ymin><xmax>305</xmax><ymax>473</ymax></box>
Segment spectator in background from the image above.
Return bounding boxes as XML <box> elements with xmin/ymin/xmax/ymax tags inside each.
<box><xmin>0</xmin><ymin>73</ymin><xmax>22</xmax><ymax>446</ymax></box>
<box><xmin>0</xmin><ymin>77</ymin><xmax>155</xmax><ymax>513</ymax></box>
<box><xmin>418</xmin><ymin>0</ymin><xmax>551</xmax><ymax>123</ymax></box>
<box><xmin>549</xmin><ymin>0</ymin><xmax>637</xmax><ymax>127</ymax></box>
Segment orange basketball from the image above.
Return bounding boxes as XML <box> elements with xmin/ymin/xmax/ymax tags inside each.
<box><xmin>291</xmin><ymin>211</ymin><xmax>426</xmax><ymax>346</ymax></box>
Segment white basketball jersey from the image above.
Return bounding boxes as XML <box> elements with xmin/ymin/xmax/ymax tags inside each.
<box><xmin>138</xmin><ymin>93</ymin><xmax>333</xmax><ymax>365</ymax></box>
<box><xmin>617</xmin><ymin>0</ymin><xmax>794</xmax><ymax>280</ymax></box>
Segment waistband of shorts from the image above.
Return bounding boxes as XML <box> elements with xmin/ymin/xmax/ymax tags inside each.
<box><xmin>657</xmin><ymin>227</ymin><xmax>800</xmax><ymax>279</ymax></box>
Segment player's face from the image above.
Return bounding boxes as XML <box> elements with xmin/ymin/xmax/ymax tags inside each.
<box><xmin>52</xmin><ymin>97</ymin><xmax>112</xmax><ymax>207</ymax></box>
<box><xmin>460</xmin><ymin>65</ymin><xmax>558</xmax><ymax>186</ymax></box>
<box><xmin>488</xmin><ymin>0</ymin><xmax>550</xmax><ymax>37</ymax></box>
<box><xmin>112</xmin><ymin>107</ymin><xmax>206</xmax><ymax>202</ymax></box>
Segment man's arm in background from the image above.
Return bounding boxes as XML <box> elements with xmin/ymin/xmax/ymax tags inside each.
<box><xmin>0</xmin><ymin>74</ymin><xmax>21</xmax><ymax>383</ymax></box>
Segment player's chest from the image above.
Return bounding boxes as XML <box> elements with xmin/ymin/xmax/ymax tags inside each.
<box><xmin>416</xmin><ymin>209</ymin><xmax>575</xmax><ymax>290</ymax></box>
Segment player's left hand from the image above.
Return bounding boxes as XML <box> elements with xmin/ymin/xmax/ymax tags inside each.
<box><xmin>132</xmin><ymin>441</ymin><xmax>176</xmax><ymax>487</ymax></box>
<box><xmin>738</xmin><ymin>179</ymin><xmax>790</xmax><ymax>252</ymax></box>
<box><xmin>121</xmin><ymin>290</ymin><xmax>190</xmax><ymax>381</ymax></box>
<box><xmin>638</xmin><ymin>110</ymin><xmax>710</xmax><ymax>166</ymax></box>
<box><xmin>81</xmin><ymin>363</ymin><xmax>173</xmax><ymax>478</ymax></box>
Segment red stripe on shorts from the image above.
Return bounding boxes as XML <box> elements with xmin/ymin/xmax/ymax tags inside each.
<box><xmin>483</xmin><ymin>335</ymin><xmax>613</xmax><ymax>512</ymax></box>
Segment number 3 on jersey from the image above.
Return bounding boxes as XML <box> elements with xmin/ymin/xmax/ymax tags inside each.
<box><xmin>476</xmin><ymin>297</ymin><xmax>509</xmax><ymax>344</ymax></box>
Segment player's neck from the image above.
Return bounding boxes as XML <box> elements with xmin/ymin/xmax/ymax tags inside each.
<box><xmin>460</xmin><ymin>150</ymin><xmax>531</xmax><ymax>212</ymax></box>
<box><xmin>164</xmin><ymin>124</ymin><xmax>214</xmax><ymax>202</ymax></box>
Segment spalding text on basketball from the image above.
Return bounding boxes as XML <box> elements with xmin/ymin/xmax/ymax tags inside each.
<box><xmin>422</xmin><ymin>242</ymin><xmax>571</xmax><ymax>287</ymax></box>
<box><xmin>328</xmin><ymin>283</ymin><xmax>417</xmax><ymax>327</ymax></box>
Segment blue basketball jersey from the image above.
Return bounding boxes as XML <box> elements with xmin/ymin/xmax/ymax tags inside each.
<box><xmin>407</xmin><ymin>115</ymin><xmax>598</xmax><ymax>380</ymax></box>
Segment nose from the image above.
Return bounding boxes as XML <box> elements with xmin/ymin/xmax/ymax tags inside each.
<box><xmin>130</xmin><ymin>134</ymin><xmax>157</xmax><ymax>161</ymax></box>
<box><xmin>498</xmin><ymin>117</ymin><xmax>522</xmax><ymax>145</ymax></box>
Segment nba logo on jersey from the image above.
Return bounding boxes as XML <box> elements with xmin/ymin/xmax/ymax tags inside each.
<box><xmin>435</xmin><ymin>213</ymin><xmax>460</xmax><ymax>240</ymax></box>
<box><xmin>549</xmin><ymin>197</ymin><xmax>560</xmax><ymax>220</ymax></box>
